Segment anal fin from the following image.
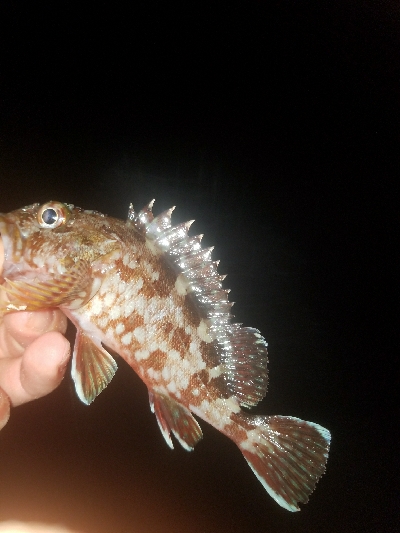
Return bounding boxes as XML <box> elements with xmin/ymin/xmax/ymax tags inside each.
<box><xmin>148</xmin><ymin>390</ymin><xmax>203</xmax><ymax>451</ymax></box>
<box><xmin>71</xmin><ymin>328</ymin><xmax>118</xmax><ymax>405</ymax></box>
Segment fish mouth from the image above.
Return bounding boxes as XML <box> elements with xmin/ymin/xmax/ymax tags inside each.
<box><xmin>0</xmin><ymin>214</ymin><xmax>24</xmax><ymax>278</ymax></box>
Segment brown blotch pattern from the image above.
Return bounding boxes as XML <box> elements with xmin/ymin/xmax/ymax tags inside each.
<box><xmin>223</xmin><ymin>419</ymin><xmax>248</xmax><ymax>443</ymax></box>
<box><xmin>115</xmin><ymin>311</ymin><xmax>145</xmax><ymax>332</ymax></box>
<box><xmin>114</xmin><ymin>257</ymin><xmax>137</xmax><ymax>284</ymax></box>
<box><xmin>183</xmin><ymin>294</ymin><xmax>202</xmax><ymax>328</ymax></box>
<box><xmin>172</xmin><ymin>326</ymin><xmax>191</xmax><ymax>353</ymax></box>
<box><xmin>75</xmin><ymin>234</ymin><xmax>97</xmax><ymax>247</ymax></box>
<box><xmin>151</xmin><ymin>256</ymin><xmax>177</xmax><ymax>298</ymax></box>
<box><xmin>187</xmin><ymin>371</ymin><xmax>224</xmax><ymax>403</ymax></box>
<box><xmin>208</xmin><ymin>375</ymin><xmax>231</xmax><ymax>399</ymax></box>
<box><xmin>138</xmin><ymin>279</ymin><xmax>157</xmax><ymax>299</ymax></box>
<box><xmin>27</xmin><ymin>233</ymin><xmax>52</xmax><ymax>261</ymax></box>
<box><xmin>201</xmin><ymin>377</ymin><xmax>225</xmax><ymax>402</ymax></box>
<box><xmin>230</xmin><ymin>412</ymin><xmax>254</xmax><ymax>431</ymax></box>
<box><xmin>146</xmin><ymin>349</ymin><xmax>168</xmax><ymax>372</ymax></box>
<box><xmin>199</xmin><ymin>341</ymin><xmax>219</xmax><ymax>368</ymax></box>
<box><xmin>195</xmin><ymin>370</ymin><xmax>209</xmax><ymax>387</ymax></box>
<box><xmin>163</xmin><ymin>321</ymin><xmax>175</xmax><ymax>336</ymax></box>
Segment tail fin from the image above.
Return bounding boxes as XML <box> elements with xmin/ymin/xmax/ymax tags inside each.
<box><xmin>236</xmin><ymin>414</ymin><xmax>330</xmax><ymax>511</ymax></box>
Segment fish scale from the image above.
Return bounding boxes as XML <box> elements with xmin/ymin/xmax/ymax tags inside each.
<box><xmin>0</xmin><ymin>200</ymin><xmax>330</xmax><ymax>511</ymax></box>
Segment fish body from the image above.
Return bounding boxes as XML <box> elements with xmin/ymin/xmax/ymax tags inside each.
<box><xmin>0</xmin><ymin>200</ymin><xmax>330</xmax><ymax>511</ymax></box>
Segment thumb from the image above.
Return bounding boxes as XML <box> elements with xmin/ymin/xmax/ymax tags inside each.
<box><xmin>0</xmin><ymin>387</ymin><xmax>10</xmax><ymax>430</ymax></box>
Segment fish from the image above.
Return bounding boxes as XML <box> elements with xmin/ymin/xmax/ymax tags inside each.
<box><xmin>0</xmin><ymin>200</ymin><xmax>330</xmax><ymax>511</ymax></box>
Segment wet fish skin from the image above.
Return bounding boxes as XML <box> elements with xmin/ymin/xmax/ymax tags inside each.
<box><xmin>0</xmin><ymin>200</ymin><xmax>330</xmax><ymax>511</ymax></box>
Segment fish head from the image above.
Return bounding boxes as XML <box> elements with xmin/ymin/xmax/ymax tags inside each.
<box><xmin>0</xmin><ymin>201</ymin><xmax>121</xmax><ymax>312</ymax></box>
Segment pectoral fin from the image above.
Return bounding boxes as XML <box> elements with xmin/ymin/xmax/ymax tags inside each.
<box><xmin>71</xmin><ymin>328</ymin><xmax>118</xmax><ymax>405</ymax></box>
<box><xmin>0</xmin><ymin>260</ymin><xmax>93</xmax><ymax>313</ymax></box>
<box><xmin>148</xmin><ymin>390</ymin><xmax>203</xmax><ymax>451</ymax></box>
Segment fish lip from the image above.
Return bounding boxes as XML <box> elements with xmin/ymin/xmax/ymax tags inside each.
<box><xmin>0</xmin><ymin>214</ymin><xmax>24</xmax><ymax>276</ymax></box>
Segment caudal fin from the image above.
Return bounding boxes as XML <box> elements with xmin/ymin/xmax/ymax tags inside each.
<box><xmin>237</xmin><ymin>414</ymin><xmax>330</xmax><ymax>511</ymax></box>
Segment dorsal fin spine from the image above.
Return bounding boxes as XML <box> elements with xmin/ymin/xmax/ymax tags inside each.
<box><xmin>127</xmin><ymin>200</ymin><xmax>269</xmax><ymax>407</ymax></box>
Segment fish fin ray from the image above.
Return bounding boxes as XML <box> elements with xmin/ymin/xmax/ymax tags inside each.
<box><xmin>217</xmin><ymin>325</ymin><xmax>268</xmax><ymax>407</ymax></box>
<box><xmin>0</xmin><ymin>261</ymin><xmax>92</xmax><ymax>312</ymax></box>
<box><xmin>71</xmin><ymin>328</ymin><xmax>117</xmax><ymax>405</ymax></box>
<box><xmin>148</xmin><ymin>391</ymin><xmax>174</xmax><ymax>449</ymax></box>
<box><xmin>148</xmin><ymin>390</ymin><xmax>203</xmax><ymax>451</ymax></box>
<box><xmin>236</xmin><ymin>414</ymin><xmax>330</xmax><ymax>511</ymax></box>
<box><xmin>126</xmin><ymin>203</ymin><xmax>268</xmax><ymax>407</ymax></box>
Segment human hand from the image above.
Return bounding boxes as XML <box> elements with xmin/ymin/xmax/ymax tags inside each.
<box><xmin>0</xmin><ymin>238</ymin><xmax>70</xmax><ymax>430</ymax></box>
<box><xmin>0</xmin><ymin>521</ymin><xmax>85</xmax><ymax>533</ymax></box>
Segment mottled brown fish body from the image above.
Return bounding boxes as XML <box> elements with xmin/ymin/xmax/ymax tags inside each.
<box><xmin>0</xmin><ymin>200</ymin><xmax>330</xmax><ymax>511</ymax></box>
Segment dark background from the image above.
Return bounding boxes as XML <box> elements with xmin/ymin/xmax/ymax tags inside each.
<box><xmin>0</xmin><ymin>2</ymin><xmax>398</xmax><ymax>532</ymax></box>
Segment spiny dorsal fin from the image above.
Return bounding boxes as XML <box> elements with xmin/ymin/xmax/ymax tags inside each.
<box><xmin>127</xmin><ymin>200</ymin><xmax>269</xmax><ymax>408</ymax></box>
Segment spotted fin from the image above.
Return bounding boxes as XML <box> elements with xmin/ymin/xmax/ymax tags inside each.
<box><xmin>148</xmin><ymin>390</ymin><xmax>203</xmax><ymax>451</ymax></box>
<box><xmin>127</xmin><ymin>201</ymin><xmax>268</xmax><ymax>407</ymax></box>
<box><xmin>236</xmin><ymin>414</ymin><xmax>331</xmax><ymax>511</ymax></box>
<box><xmin>0</xmin><ymin>260</ymin><xmax>93</xmax><ymax>313</ymax></box>
<box><xmin>71</xmin><ymin>328</ymin><xmax>118</xmax><ymax>405</ymax></box>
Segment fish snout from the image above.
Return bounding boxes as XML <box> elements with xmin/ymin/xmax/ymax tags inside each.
<box><xmin>0</xmin><ymin>215</ymin><xmax>25</xmax><ymax>274</ymax></box>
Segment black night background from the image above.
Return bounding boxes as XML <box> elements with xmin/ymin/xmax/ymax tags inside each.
<box><xmin>0</xmin><ymin>3</ymin><xmax>397</xmax><ymax>532</ymax></box>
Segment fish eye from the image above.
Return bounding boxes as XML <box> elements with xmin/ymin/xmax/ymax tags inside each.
<box><xmin>37</xmin><ymin>202</ymin><xmax>70</xmax><ymax>229</ymax></box>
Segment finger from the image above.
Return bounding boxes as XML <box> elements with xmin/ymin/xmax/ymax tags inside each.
<box><xmin>0</xmin><ymin>237</ymin><xmax>4</xmax><ymax>273</ymax></box>
<box><xmin>0</xmin><ymin>522</ymin><xmax>84</xmax><ymax>533</ymax></box>
<box><xmin>1</xmin><ymin>309</ymin><xmax>68</xmax><ymax>357</ymax></box>
<box><xmin>20</xmin><ymin>331</ymin><xmax>71</xmax><ymax>403</ymax></box>
<box><xmin>10</xmin><ymin>331</ymin><xmax>71</xmax><ymax>406</ymax></box>
<box><xmin>0</xmin><ymin>331</ymin><xmax>70</xmax><ymax>406</ymax></box>
<box><xmin>0</xmin><ymin>387</ymin><xmax>10</xmax><ymax>430</ymax></box>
